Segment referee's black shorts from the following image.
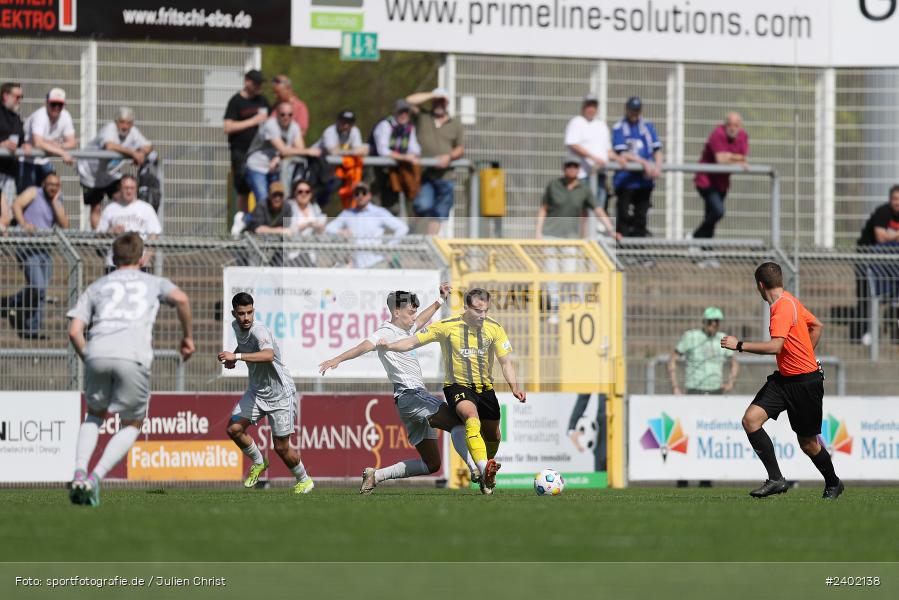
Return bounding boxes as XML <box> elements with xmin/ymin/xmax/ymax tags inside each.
<box><xmin>443</xmin><ymin>383</ymin><xmax>501</xmax><ymax>421</ymax></box>
<box><xmin>751</xmin><ymin>370</ymin><xmax>824</xmax><ymax>437</ymax></box>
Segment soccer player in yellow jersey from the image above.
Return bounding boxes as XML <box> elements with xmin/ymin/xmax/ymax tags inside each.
<box><xmin>380</xmin><ymin>288</ymin><xmax>526</xmax><ymax>494</ymax></box>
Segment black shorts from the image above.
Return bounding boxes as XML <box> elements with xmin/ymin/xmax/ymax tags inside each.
<box><xmin>230</xmin><ymin>148</ymin><xmax>250</xmax><ymax>195</ymax></box>
<box><xmin>444</xmin><ymin>383</ymin><xmax>501</xmax><ymax>421</ymax></box>
<box><xmin>82</xmin><ymin>180</ymin><xmax>120</xmax><ymax>206</ymax></box>
<box><xmin>751</xmin><ymin>370</ymin><xmax>824</xmax><ymax>437</ymax></box>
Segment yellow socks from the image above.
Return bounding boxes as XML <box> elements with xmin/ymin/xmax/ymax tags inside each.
<box><xmin>465</xmin><ymin>418</ymin><xmax>488</xmax><ymax>464</ymax></box>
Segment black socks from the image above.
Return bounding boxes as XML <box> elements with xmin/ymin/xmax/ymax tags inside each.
<box><xmin>746</xmin><ymin>428</ymin><xmax>783</xmax><ymax>480</ymax></box>
<box><xmin>811</xmin><ymin>446</ymin><xmax>840</xmax><ymax>487</ymax></box>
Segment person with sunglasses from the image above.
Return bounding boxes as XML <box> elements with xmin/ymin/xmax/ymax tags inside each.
<box><xmin>324</xmin><ymin>182</ymin><xmax>409</xmax><ymax>268</ymax></box>
<box><xmin>288</xmin><ymin>179</ymin><xmax>325</xmax><ymax>238</ymax></box>
<box><xmin>668</xmin><ymin>306</ymin><xmax>740</xmax><ymax>396</ymax></box>
<box><xmin>235</xmin><ymin>101</ymin><xmax>320</xmax><ymax>236</ymax></box>
<box><xmin>0</xmin><ymin>82</ymin><xmax>26</xmax><ymax>210</ymax></box>
<box><xmin>271</xmin><ymin>75</ymin><xmax>309</xmax><ymax>136</ymax></box>
<box><xmin>21</xmin><ymin>87</ymin><xmax>77</xmax><ymax>189</ymax></box>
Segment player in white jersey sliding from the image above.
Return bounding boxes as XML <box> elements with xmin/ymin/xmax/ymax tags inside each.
<box><xmin>218</xmin><ymin>292</ymin><xmax>313</xmax><ymax>494</ymax></box>
<box><xmin>67</xmin><ymin>233</ymin><xmax>195</xmax><ymax>506</ymax></box>
<box><xmin>318</xmin><ymin>283</ymin><xmax>482</xmax><ymax>494</ymax></box>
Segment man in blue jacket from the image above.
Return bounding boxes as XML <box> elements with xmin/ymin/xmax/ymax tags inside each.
<box><xmin>611</xmin><ymin>97</ymin><xmax>663</xmax><ymax>238</ymax></box>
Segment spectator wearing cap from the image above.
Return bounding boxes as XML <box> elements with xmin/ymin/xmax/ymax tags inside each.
<box><xmin>369</xmin><ymin>98</ymin><xmax>421</xmax><ymax>214</ymax></box>
<box><xmin>406</xmin><ymin>87</ymin><xmax>464</xmax><ymax>235</ymax></box>
<box><xmin>224</xmin><ymin>69</ymin><xmax>270</xmax><ymax>233</ymax></box>
<box><xmin>693</xmin><ymin>112</ymin><xmax>749</xmax><ymax>239</ymax></box>
<box><xmin>315</xmin><ymin>110</ymin><xmax>368</xmax><ymax>208</ymax></box>
<box><xmin>77</xmin><ymin>107</ymin><xmax>153</xmax><ymax>230</ymax></box>
<box><xmin>565</xmin><ymin>93</ymin><xmax>614</xmax><ymax>213</ymax></box>
<box><xmin>234</xmin><ymin>100</ymin><xmax>320</xmax><ymax>235</ymax></box>
<box><xmin>325</xmin><ymin>182</ymin><xmax>409</xmax><ymax>268</ymax></box>
<box><xmin>0</xmin><ymin>82</ymin><xmax>27</xmax><ymax>212</ymax></box>
<box><xmin>668</xmin><ymin>307</ymin><xmax>739</xmax><ymax>395</ymax></box>
<box><xmin>246</xmin><ymin>180</ymin><xmax>295</xmax><ymax>236</ymax></box>
<box><xmin>271</xmin><ymin>74</ymin><xmax>310</xmax><ymax>136</ymax></box>
<box><xmin>21</xmin><ymin>87</ymin><xmax>77</xmax><ymax>190</ymax></box>
<box><xmin>611</xmin><ymin>96</ymin><xmax>663</xmax><ymax>238</ymax></box>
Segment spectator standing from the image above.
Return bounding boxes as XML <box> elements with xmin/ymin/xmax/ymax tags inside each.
<box><xmin>22</xmin><ymin>87</ymin><xmax>77</xmax><ymax>189</ymax></box>
<box><xmin>370</xmin><ymin>98</ymin><xmax>421</xmax><ymax>214</ymax></box>
<box><xmin>96</xmin><ymin>174</ymin><xmax>161</xmax><ymax>270</ymax></box>
<box><xmin>325</xmin><ymin>182</ymin><xmax>409</xmax><ymax>268</ymax></box>
<box><xmin>224</xmin><ymin>70</ymin><xmax>270</xmax><ymax>234</ymax></box>
<box><xmin>237</xmin><ymin>101</ymin><xmax>319</xmax><ymax>235</ymax></box>
<box><xmin>693</xmin><ymin>112</ymin><xmax>749</xmax><ymax>239</ymax></box>
<box><xmin>853</xmin><ymin>185</ymin><xmax>899</xmax><ymax>344</ymax></box>
<box><xmin>271</xmin><ymin>75</ymin><xmax>309</xmax><ymax>136</ymax></box>
<box><xmin>0</xmin><ymin>82</ymin><xmax>26</xmax><ymax>210</ymax></box>
<box><xmin>0</xmin><ymin>173</ymin><xmax>69</xmax><ymax>339</ymax></box>
<box><xmin>565</xmin><ymin>93</ymin><xmax>613</xmax><ymax>212</ymax></box>
<box><xmin>314</xmin><ymin>110</ymin><xmax>368</xmax><ymax>208</ymax></box>
<box><xmin>78</xmin><ymin>107</ymin><xmax>153</xmax><ymax>230</ymax></box>
<box><xmin>668</xmin><ymin>307</ymin><xmax>740</xmax><ymax>395</ymax></box>
<box><xmin>406</xmin><ymin>88</ymin><xmax>464</xmax><ymax>235</ymax></box>
<box><xmin>611</xmin><ymin>97</ymin><xmax>662</xmax><ymax>238</ymax></box>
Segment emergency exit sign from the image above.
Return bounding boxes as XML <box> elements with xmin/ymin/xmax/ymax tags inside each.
<box><xmin>340</xmin><ymin>31</ymin><xmax>379</xmax><ymax>61</ymax></box>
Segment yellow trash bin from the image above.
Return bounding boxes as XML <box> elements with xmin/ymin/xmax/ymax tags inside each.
<box><xmin>479</xmin><ymin>167</ymin><xmax>505</xmax><ymax>217</ymax></box>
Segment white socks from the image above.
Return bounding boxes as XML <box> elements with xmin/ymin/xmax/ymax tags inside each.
<box><xmin>290</xmin><ymin>462</ymin><xmax>309</xmax><ymax>482</ymax></box>
<box><xmin>75</xmin><ymin>415</ymin><xmax>103</xmax><ymax>473</ymax></box>
<box><xmin>241</xmin><ymin>441</ymin><xmax>264</xmax><ymax>465</ymax></box>
<box><xmin>375</xmin><ymin>459</ymin><xmax>430</xmax><ymax>482</ymax></box>
<box><xmin>450</xmin><ymin>425</ymin><xmax>480</xmax><ymax>477</ymax></box>
<box><xmin>92</xmin><ymin>425</ymin><xmax>140</xmax><ymax>479</ymax></box>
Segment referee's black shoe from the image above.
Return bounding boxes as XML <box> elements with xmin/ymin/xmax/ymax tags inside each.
<box><xmin>822</xmin><ymin>479</ymin><xmax>845</xmax><ymax>500</ymax></box>
<box><xmin>749</xmin><ymin>478</ymin><xmax>790</xmax><ymax>498</ymax></box>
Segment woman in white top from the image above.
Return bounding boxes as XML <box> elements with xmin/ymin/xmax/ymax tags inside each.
<box><xmin>286</xmin><ymin>179</ymin><xmax>326</xmax><ymax>267</ymax></box>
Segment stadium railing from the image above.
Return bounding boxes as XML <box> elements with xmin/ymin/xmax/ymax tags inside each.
<box><xmin>645</xmin><ymin>354</ymin><xmax>847</xmax><ymax>397</ymax></box>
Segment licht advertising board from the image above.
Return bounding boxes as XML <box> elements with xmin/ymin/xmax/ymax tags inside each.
<box><xmin>222</xmin><ymin>267</ymin><xmax>443</xmax><ymax>379</ymax></box>
<box><xmin>0</xmin><ymin>392</ymin><xmax>80</xmax><ymax>482</ymax></box>
<box><xmin>629</xmin><ymin>395</ymin><xmax>899</xmax><ymax>481</ymax></box>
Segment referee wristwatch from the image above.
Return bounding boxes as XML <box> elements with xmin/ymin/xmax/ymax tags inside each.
<box><xmin>736</xmin><ymin>341</ymin><xmax>744</xmax><ymax>352</ymax></box>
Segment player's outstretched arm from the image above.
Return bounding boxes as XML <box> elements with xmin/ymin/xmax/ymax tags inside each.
<box><xmin>414</xmin><ymin>282</ymin><xmax>451</xmax><ymax>330</ymax></box>
<box><xmin>720</xmin><ymin>335</ymin><xmax>784</xmax><ymax>355</ymax></box>
<box><xmin>379</xmin><ymin>336</ymin><xmax>422</xmax><ymax>353</ymax></box>
<box><xmin>319</xmin><ymin>340</ymin><xmax>375</xmax><ymax>375</ymax></box>
<box><xmin>167</xmin><ymin>288</ymin><xmax>195</xmax><ymax>361</ymax></box>
<box><xmin>219</xmin><ymin>348</ymin><xmax>275</xmax><ymax>364</ymax></box>
<box><xmin>68</xmin><ymin>318</ymin><xmax>88</xmax><ymax>361</ymax></box>
<box><xmin>497</xmin><ymin>353</ymin><xmax>526</xmax><ymax>403</ymax></box>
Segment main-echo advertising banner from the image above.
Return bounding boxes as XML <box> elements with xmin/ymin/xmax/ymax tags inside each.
<box><xmin>629</xmin><ymin>395</ymin><xmax>899</xmax><ymax>481</ymax></box>
<box><xmin>0</xmin><ymin>392</ymin><xmax>80</xmax><ymax>482</ymax></box>
<box><xmin>222</xmin><ymin>267</ymin><xmax>442</xmax><ymax>379</ymax></box>
<box><xmin>291</xmin><ymin>0</ymin><xmax>899</xmax><ymax>68</ymax></box>
<box><xmin>490</xmin><ymin>392</ymin><xmax>607</xmax><ymax>488</ymax></box>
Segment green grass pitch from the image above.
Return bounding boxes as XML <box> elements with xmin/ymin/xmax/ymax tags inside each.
<box><xmin>2</xmin><ymin>486</ymin><xmax>897</xmax><ymax>599</ymax></box>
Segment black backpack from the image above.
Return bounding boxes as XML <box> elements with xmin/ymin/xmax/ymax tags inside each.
<box><xmin>138</xmin><ymin>152</ymin><xmax>162</xmax><ymax>212</ymax></box>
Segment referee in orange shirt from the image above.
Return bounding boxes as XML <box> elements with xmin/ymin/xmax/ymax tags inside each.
<box><xmin>721</xmin><ymin>262</ymin><xmax>844</xmax><ymax>500</ymax></box>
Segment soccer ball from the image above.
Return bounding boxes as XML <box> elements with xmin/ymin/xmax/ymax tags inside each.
<box><xmin>576</xmin><ymin>417</ymin><xmax>599</xmax><ymax>450</ymax></box>
<box><xmin>534</xmin><ymin>469</ymin><xmax>565</xmax><ymax>496</ymax></box>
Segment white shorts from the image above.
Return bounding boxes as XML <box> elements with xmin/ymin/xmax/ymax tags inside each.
<box><xmin>231</xmin><ymin>391</ymin><xmax>297</xmax><ymax>438</ymax></box>
<box><xmin>85</xmin><ymin>357</ymin><xmax>151</xmax><ymax>421</ymax></box>
<box><xmin>395</xmin><ymin>388</ymin><xmax>444</xmax><ymax>447</ymax></box>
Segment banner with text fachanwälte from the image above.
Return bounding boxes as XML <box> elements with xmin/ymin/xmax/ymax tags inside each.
<box><xmin>0</xmin><ymin>392</ymin><xmax>80</xmax><ymax>482</ymax></box>
<box><xmin>629</xmin><ymin>395</ymin><xmax>899</xmax><ymax>481</ymax></box>
<box><xmin>291</xmin><ymin>0</ymin><xmax>899</xmax><ymax>67</ymax></box>
<box><xmin>222</xmin><ymin>267</ymin><xmax>442</xmax><ymax>379</ymax></box>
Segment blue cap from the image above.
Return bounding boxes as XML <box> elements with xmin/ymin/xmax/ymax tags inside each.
<box><xmin>626</xmin><ymin>96</ymin><xmax>642</xmax><ymax>111</ymax></box>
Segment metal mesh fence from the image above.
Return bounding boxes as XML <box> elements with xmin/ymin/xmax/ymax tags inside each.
<box><xmin>619</xmin><ymin>241</ymin><xmax>899</xmax><ymax>397</ymax></box>
<box><xmin>0</xmin><ymin>38</ymin><xmax>256</xmax><ymax>237</ymax></box>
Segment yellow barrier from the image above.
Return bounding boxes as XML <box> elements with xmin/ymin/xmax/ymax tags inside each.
<box><xmin>430</xmin><ymin>239</ymin><xmax>626</xmax><ymax>487</ymax></box>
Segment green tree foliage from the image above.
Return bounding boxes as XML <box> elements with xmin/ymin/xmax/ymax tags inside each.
<box><xmin>262</xmin><ymin>46</ymin><xmax>440</xmax><ymax>143</ymax></box>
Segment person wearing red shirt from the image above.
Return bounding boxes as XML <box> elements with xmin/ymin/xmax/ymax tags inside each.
<box><xmin>693</xmin><ymin>112</ymin><xmax>748</xmax><ymax>239</ymax></box>
<box><xmin>721</xmin><ymin>262</ymin><xmax>844</xmax><ymax>500</ymax></box>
